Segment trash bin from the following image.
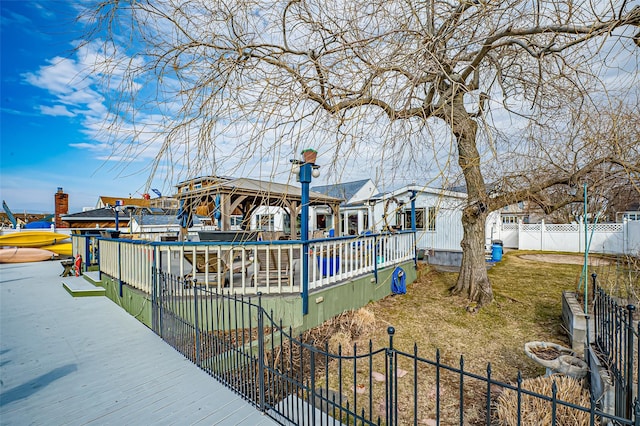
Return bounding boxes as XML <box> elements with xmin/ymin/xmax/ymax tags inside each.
<box><xmin>491</xmin><ymin>241</ymin><xmax>503</xmax><ymax>261</ymax></box>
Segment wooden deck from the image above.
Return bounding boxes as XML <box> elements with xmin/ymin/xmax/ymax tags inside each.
<box><xmin>0</xmin><ymin>261</ymin><xmax>278</xmax><ymax>425</ymax></box>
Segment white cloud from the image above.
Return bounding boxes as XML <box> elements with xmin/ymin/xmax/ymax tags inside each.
<box><xmin>40</xmin><ymin>104</ymin><xmax>76</xmax><ymax>117</ymax></box>
<box><xmin>24</xmin><ymin>56</ymin><xmax>88</xmax><ymax>95</ymax></box>
<box><xmin>22</xmin><ymin>42</ymin><xmax>157</xmax><ymax>167</ymax></box>
<box><xmin>68</xmin><ymin>142</ymin><xmax>110</xmax><ymax>152</ymax></box>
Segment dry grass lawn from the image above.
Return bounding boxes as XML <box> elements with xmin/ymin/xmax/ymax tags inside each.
<box><xmin>364</xmin><ymin>250</ymin><xmax>582</xmax><ymax>380</ymax></box>
<box><xmin>299</xmin><ymin>250</ymin><xmax>589</xmax><ymax>424</ymax></box>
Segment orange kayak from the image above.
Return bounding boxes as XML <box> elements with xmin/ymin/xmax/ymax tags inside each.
<box><xmin>0</xmin><ymin>247</ymin><xmax>56</xmax><ymax>263</ymax></box>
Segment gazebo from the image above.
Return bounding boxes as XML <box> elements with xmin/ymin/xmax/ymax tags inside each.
<box><xmin>175</xmin><ymin>176</ymin><xmax>344</xmax><ymax>238</ymax></box>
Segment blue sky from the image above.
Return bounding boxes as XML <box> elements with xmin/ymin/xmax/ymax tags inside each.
<box><xmin>1</xmin><ymin>2</ymin><xmax>166</xmax><ymax>213</ymax></box>
<box><xmin>2</xmin><ymin>2</ymin><xmax>636</xmax><ymax>215</ymax></box>
<box><xmin>0</xmin><ymin>0</ymin><xmax>399</xmax><ymax>215</ymax></box>
<box><xmin>0</xmin><ymin>1</ymin><xmax>373</xmax><ymax>215</ymax></box>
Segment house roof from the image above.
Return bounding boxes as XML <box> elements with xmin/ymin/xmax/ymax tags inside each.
<box><xmin>98</xmin><ymin>196</ymin><xmax>151</xmax><ymax>208</ymax></box>
<box><xmin>175</xmin><ymin>175</ymin><xmax>234</xmax><ymax>187</ymax></box>
<box><xmin>62</xmin><ymin>207</ymin><xmax>167</xmax><ymax>222</ymax></box>
<box><xmin>62</xmin><ymin>208</ymin><xmax>125</xmax><ymax>221</ymax></box>
<box><xmin>132</xmin><ymin>214</ymin><xmax>204</xmax><ymax>226</ymax></box>
<box><xmin>311</xmin><ymin>179</ymin><xmax>371</xmax><ymax>203</ymax></box>
<box><xmin>373</xmin><ymin>184</ymin><xmax>468</xmax><ymax>201</ymax></box>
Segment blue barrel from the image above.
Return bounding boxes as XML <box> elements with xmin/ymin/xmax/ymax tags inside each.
<box><xmin>491</xmin><ymin>244</ymin><xmax>503</xmax><ymax>261</ymax></box>
<box><xmin>317</xmin><ymin>255</ymin><xmax>340</xmax><ymax>276</ymax></box>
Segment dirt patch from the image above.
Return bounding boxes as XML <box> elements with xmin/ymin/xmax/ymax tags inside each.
<box><xmin>519</xmin><ymin>253</ymin><xmax>613</xmax><ymax>266</ymax></box>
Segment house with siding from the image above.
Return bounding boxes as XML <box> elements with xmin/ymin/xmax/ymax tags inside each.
<box><xmin>367</xmin><ymin>185</ymin><xmax>468</xmax><ymax>264</ymax></box>
<box><xmin>310</xmin><ymin>179</ymin><xmax>379</xmax><ymax>235</ymax></box>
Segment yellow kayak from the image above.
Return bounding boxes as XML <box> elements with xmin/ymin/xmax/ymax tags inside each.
<box><xmin>0</xmin><ymin>231</ymin><xmax>70</xmax><ymax>248</ymax></box>
<box><xmin>40</xmin><ymin>242</ymin><xmax>72</xmax><ymax>257</ymax></box>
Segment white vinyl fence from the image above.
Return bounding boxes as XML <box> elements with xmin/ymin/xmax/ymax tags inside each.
<box><xmin>513</xmin><ymin>219</ymin><xmax>640</xmax><ymax>255</ymax></box>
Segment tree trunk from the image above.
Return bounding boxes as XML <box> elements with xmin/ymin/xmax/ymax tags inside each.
<box><xmin>452</xmin><ymin>208</ymin><xmax>494</xmax><ymax>308</ymax></box>
<box><xmin>445</xmin><ymin>99</ymin><xmax>494</xmax><ymax>308</ymax></box>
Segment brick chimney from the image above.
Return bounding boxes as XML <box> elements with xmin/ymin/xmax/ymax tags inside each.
<box><xmin>55</xmin><ymin>187</ymin><xmax>69</xmax><ymax>228</ymax></box>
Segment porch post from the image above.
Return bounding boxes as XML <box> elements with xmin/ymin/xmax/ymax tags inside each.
<box><xmin>300</xmin><ymin>162</ymin><xmax>311</xmax><ymax>315</ymax></box>
<box><xmin>357</xmin><ymin>210</ymin><xmax>364</xmax><ymax>234</ymax></box>
<box><xmin>292</xmin><ymin>152</ymin><xmax>320</xmax><ymax>315</ymax></box>
<box><xmin>410</xmin><ymin>190</ymin><xmax>417</xmax><ymax>265</ymax></box>
<box><xmin>410</xmin><ymin>190</ymin><xmax>417</xmax><ymax>231</ymax></box>
<box><xmin>344</xmin><ymin>211</ymin><xmax>349</xmax><ymax>235</ymax></box>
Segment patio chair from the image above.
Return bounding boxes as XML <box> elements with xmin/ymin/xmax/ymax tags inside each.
<box><xmin>253</xmin><ymin>247</ymin><xmax>292</xmax><ymax>287</ymax></box>
<box><xmin>184</xmin><ymin>251</ymin><xmax>231</xmax><ymax>286</ymax></box>
<box><xmin>311</xmin><ymin>230</ymin><xmax>325</xmax><ymax>239</ymax></box>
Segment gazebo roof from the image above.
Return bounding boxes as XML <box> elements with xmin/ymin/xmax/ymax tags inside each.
<box><xmin>177</xmin><ymin>176</ymin><xmax>343</xmax><ymax>205</ymax></box>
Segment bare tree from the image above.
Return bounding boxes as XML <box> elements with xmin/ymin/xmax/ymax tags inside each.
<box><xmin>80</xmin><ymin>0</ymin><xmax>640</xmax><ymax>308</ymax></box>
<box><xmin>484</xmin><ymin>100</ymin><xmax>640</xmax><ymax>223</ymax></box>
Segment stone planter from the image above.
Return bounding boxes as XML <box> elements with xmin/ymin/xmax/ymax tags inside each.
<box><xmin>524</xmin><ymin>341</ymin><xmax>588</xmax><ymax>379</ymax></box>
<box><xmin>561</xmin><ymin>291</ymin><xmax>590</xmax><ymax>356</ymax></box>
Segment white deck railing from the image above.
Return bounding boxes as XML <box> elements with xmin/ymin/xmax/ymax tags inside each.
<box><xmin>99</xmin><ymin>239</ymin><xmax>156</xmax><ymax>294</ymax></box>
<box><xmin>94</xmin><ymin>231</ymin><xmax>415</xmax><ymax>296</ymax></box>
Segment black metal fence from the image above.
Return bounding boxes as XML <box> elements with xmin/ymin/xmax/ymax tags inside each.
<box><xmin>151</xmin><ymin>269</ymin><xmax>637</xmax><ymax>425</ymax></box>
<box><xmin>592</xmin><ymin>272</ymin><xmax>640</xmax><ymax>421</ymax></box>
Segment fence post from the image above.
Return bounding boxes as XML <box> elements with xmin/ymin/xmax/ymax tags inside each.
<box><xmin>585</xmin><ymin>315</ymin><xmax>591</xmax><ymax>354</ymax></box>
<box><xmin>257</xmin><ymin>292</ymin><xmax>266</xmax><ymax>413</ymax></box>
<box><xmin>158</xmin><ymin>272</ymin><xmax>164</xmax><ymax>338</ymax></box>
<box><xmin>118</xmin><ymin>241</ymin><xmax>123</xmax><ymax>297</ymax></box>
<box><xmin>193</xmin><ymin>279</ymin><xmax>201</xmax><ymax>366</ymax></box>
<box><xmin>592</xmin><ymin>273</ymin><xmax>598</xmax><ymax>340</ymax></box>
<box><xmin>624</xmin><ymin>218</ymin><xmax>628</xmax><ymax>255</ymax></box>
<box><xmin>636</xmin><ymin>322</ymin><xmax>640</xmax><ymax>426</ymax></box>
<box><xmin>151</xmin><ymin>267</ymin><xmax>157</xmax><ymax>334</ymax></box>
<box><xmin>387</xmin><ymin>326</ymin><xmax>396</xmax><ymax>426</ymax></box>
<box><xmin>579</xmin><ymin>217</ymin><xmax>583</xmax><ymax>253</ymax></box>
<box><xmin>84</xmin><ymin>236</ymin><xmax>91</xmax><ymax>269</ymax></box>
<box><xmin>627</xmin><ymin>304</ymin><xmax>636</xmax><ymax>419</ymax></box>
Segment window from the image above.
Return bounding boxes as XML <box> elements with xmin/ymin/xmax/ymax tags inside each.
<box><xmin>230</xmin><ymin>215</ymin><xmax>243</xmax><ymax>230</ymax></box>
<box><xmin>395</xmin><ymin>210</ymin><xmax>403</xmax><ymax>229</ymax></box>
<box><xmin>347</xmin><ymin>213</ymin><xmax>358</xmax><ymax>235</ymax></box>
<box><xmin>624</xmin><ymin>212</ymin><xmax>640</xmax><ymax>221</ymax></box>
<box><xmin>257</xmin><ymin>214</ymin><xmax>275</xmax><ymax>231</ymax></box>
<box><xmin>316</xmin><ymin>213</ymin><xmax>326</xmax><ymax>229</ymax></box>
<box><xmin>502</xmin><ymin>215</ymin><xmax>519</xmax><ymax>224</ymax></box>
<box><xmin>403</xmin><ymin>208</ymin><xmax>426</xmax><ymax>230</ymax></box>
<box><xmin>315</xmin><ymin>213</ymin><xmax>333</xmax><ymax>230</ymax></box>
<box><xmin>427</xmin><ymin>207</ymin><xmax>436</xmax><ymax>231</ymax></box>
